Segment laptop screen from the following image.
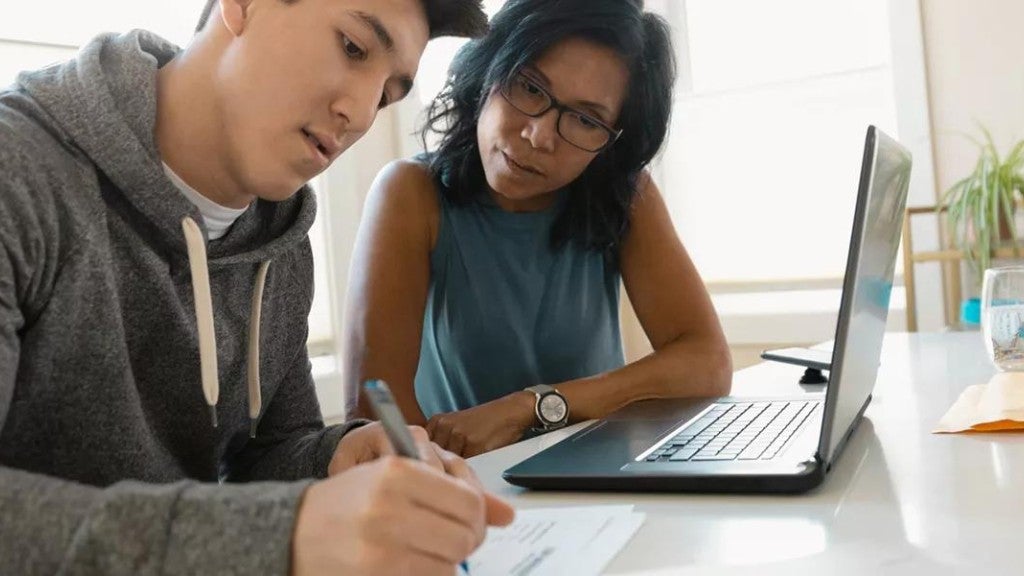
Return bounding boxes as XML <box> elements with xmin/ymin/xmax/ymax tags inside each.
<box><xmin>818</xmin><ymin>126</ymin><xmax>913</xmax><ymax>467</ymax></box>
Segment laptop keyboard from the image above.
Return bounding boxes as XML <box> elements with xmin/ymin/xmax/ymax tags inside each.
<box><xmin>641</xmin><ymin>400</ymin><xmax>821</xmax><ymax>463</ymax></box>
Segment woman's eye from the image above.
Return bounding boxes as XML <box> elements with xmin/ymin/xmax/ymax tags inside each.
<box><xmin>341</xmin><ymin>34</ymin><xmax>367</xmax><ymax>60</ymax></box>
<box><xmin>519</xmin><ymin>78</ymin><xmax>542</xmax><ymax>95</ymax></box>
<box><xmin>575</xmin><ymin>113</ymin><xmax>602</xmax><ymax>131</ymax></box>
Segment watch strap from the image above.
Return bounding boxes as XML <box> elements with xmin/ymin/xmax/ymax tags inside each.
<box><xmin>526</xmin><ymin>384</ymin><xmax>557</xmax><ymax>396</ymax></box>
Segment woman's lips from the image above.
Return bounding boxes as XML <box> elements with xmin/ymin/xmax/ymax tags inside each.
<box><xmin>501</xmin><ymin>151</ymin><xmax>542</xmax><ymax>176</ymax></box>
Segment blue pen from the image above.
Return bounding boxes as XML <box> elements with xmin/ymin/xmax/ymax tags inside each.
<box><xmin>363</xmin><ymin>380</ymin><xmax>472</xmax><ymax>575</ymax></box>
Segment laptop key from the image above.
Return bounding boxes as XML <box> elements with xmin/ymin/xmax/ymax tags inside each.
<box><xmin>739</xmin><ymin>446</ymin><xmax>767</xmax><ymax>459</ymax></box>
<box><xmin>688</xmin><ymin>417</ymin><xmax>718</xmax><ymax>432</ymax></box>
<box><xmin>692</xmin><ymin>453</ymin><xmax>738</xmax><ymax>461</ymax></box>
<box><xmin>669</xmin><ymin>446</ymin><xmax>701</xmax><ymax>461</ymax></box>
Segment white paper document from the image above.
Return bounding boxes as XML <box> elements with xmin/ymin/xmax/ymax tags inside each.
<box><xmin>465</xmin><ymin>505</ymin><xmax>645</xmax><ymax>576</ymax></box>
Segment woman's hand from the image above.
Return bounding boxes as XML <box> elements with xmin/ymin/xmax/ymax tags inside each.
<box><xmin>426</xmin><ymin>392</ymin><xmax>537</xmax><ymax>457</ymax></box>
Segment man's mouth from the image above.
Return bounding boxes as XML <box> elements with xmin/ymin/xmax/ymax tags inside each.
<box><xmin>302</xmin><ymin>128</ymin><xmax>331</xmax><ymax>158</ymax></box>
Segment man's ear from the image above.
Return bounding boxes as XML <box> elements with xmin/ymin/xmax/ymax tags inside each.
<box><xmin>219</xmin><ymin>0</ymin><xmax>255</xmax><ymax>37</ymax></box>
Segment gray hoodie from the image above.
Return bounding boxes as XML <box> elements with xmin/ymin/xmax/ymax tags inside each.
<box><xmin>0</xmin><ymin>30</ymin><xmax>363</xmax><ymax>575</ymax></box>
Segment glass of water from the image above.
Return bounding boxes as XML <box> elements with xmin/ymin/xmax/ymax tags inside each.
<box><xmin>982</xmin><ymin>267</ymin><xmax>1024</xmax><ymax>371</ymax></box>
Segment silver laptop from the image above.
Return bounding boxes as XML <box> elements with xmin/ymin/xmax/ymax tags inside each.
<box><xmin>503</xmin><ymin>126</ymin><xmax>912</xmax><ymax>493</ymax></box>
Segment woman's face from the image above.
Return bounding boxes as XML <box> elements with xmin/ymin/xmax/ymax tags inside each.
<box><xmin>476</xmin><ymin>37</ymin><xmax>629</xmax><ymax>212</ymax></box>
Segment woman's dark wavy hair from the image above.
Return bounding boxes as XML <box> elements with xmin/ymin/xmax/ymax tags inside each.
<box><xmin>422</xmin><ymin>0</ymin><xmax>676</xmax><ymax>261</ymax></box>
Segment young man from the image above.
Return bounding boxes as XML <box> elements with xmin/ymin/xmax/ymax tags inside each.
<box><xmin>0</xmin><ymin>0</ymin><xmax>512</xmax><ymax>575</ymax></box>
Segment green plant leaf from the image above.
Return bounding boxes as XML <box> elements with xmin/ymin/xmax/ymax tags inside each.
<box><xmin>943</xmin><ymin>127</ymin><xmax>1024</xmax><ymax>288</ymax></box>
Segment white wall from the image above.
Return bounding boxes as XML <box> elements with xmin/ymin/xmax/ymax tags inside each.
<box><xmin>627</xmin><ymin>0</ymin><xmax>1024</xmax><ymax>367</ymax></box>
<box><xmin>920</xmin><ymin>0</ymin><xmax>1024</xmax><ymax>199</ymax></box>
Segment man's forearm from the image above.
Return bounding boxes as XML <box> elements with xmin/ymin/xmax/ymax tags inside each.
<box><xmin>0</xmin><ymin>466</ymin><xmax>307</xmax><ymax>576</ymax></box>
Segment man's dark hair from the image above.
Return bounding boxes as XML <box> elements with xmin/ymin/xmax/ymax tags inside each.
<box><xmin>195</xmin><ymin>0</ymin><xmax>488</xmax><ymax>39</ymax></box>
<box><xmin>421</xmin><ymin>0</ymin><xmax>677</xmax><ymax>262</ymax></box>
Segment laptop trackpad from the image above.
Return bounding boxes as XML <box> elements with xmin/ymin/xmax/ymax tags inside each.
<box><xmin>604</xmin><ymin>398</ymin><xmax>715</xmax><ymax>422</ymax></box>
<box><xmin>508</xmin><ymin>419</ymin><xmax>683</xmax><ymax>476</ymax></box>
<box><xmin>509</xmin><ymin>399</ymin><xmax>715</xmax><ymax>476</ymax></box>
<box><xmin>571</xmin><ymin>418</ymin><xmax>682</xmax><ymax>446</ymax></box>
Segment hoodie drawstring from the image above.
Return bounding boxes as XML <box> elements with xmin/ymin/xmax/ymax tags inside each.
<box><xmin>182</xmin><ymin>217</ymin><xmax>270</xmax><ymax>437</ymax></box>
<box><xmin>248</xmin><ymin>261</ymin><xmax>271</xmax><ymax>437</ymax></box>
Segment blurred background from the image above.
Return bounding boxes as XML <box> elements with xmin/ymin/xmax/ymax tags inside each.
<box><xmin>4</xmin><ymin>0</ymin><xmax>1021</xmax><ymax>420</ymax></box>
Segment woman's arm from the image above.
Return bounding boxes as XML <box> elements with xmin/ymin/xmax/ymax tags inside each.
<box><xmin>552</xmin><ymin>173</ymin><xmax>733</xmax><ymax>418</ymax></box>
<box><xmin>426</xmin><ymin>175</ymin><xmax>733</xmax><ymax>456</ymax></box>
<box><xmin>342</xmin><ymin>160</ymin><xmax>439</xmax><ymax>425</ymax></box>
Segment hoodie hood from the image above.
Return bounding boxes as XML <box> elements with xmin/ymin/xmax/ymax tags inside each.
<box><xmin>16</xmin><ymin>29</ymin><xmax>316</xmax><ymax>265</ymax></box>
<box><xmin>13</xmin><ymin>30</ymin><xmax>320</xmax><ymax>435</ymax></box>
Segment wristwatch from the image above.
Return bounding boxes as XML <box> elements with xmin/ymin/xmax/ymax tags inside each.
<box><xmin>525</xmin><ymin>384</ymin><xmax>569</xmax><ymax>431</ymax></box>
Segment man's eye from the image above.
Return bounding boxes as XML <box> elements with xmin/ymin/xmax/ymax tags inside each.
<box><xmin>340</xmin><ymin>34</ymin><xmax>367</xmax><ymax>61</ymax></box>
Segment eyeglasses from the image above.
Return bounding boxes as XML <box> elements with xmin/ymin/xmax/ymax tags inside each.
<box><xmin>499</xmin><ymin>72</ymin><xmax>622</xmax><ymax>153</ymax></box>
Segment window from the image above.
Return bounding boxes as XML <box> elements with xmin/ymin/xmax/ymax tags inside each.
<box><xmin>664</xmin><ymin>0</ymin><xmax>896</xmax><ymax>283</ymax></box>
<box><xmin>647</xmin><ymin>0</ymin><xmax>939</xmax><ymax>344</ymax></box>
<box><xmin>0</xmin><ymin>1</ymin><xmax>203</xmax><ymax>47</ymax></box>
<box><xmin>0</xmin><ymin>2</ymin><xmax>206</xmax><ymax>88</ymax></box>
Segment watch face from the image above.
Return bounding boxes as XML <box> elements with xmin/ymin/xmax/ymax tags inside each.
<box><xmin>538</xmin><ymin>394</ymin><xmax>567</xmax><ymax>424</ymax></box>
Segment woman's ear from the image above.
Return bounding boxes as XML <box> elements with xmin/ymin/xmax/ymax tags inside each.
<box><xmin>218</xmin><ymin>0</ymin><xmax>255</xmax><ymax>37</ymax></box>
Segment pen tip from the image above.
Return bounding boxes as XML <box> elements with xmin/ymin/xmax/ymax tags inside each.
<box><xmin>250</xmin><ymin>419</ymin><xmax>258</xmax><ymax>438</ymax></box>
<box><xmin>210</xmin><ymin>406</ymin><xmax>218</xmax><ymax>428</ymax></box>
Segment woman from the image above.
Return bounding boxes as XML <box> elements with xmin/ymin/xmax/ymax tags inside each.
<box><xmin>344</xmin><ymin>0</ymin><xmax>732</xmax><ymax>457</ymax></box>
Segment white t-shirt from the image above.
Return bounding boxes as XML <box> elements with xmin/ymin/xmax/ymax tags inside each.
<box><xmin>162</xmin><ymin>162</ymin><xmax>249</xmax><ymax>240</ymax></box>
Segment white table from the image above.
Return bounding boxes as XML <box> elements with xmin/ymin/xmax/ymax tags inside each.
<box><xmin>468</xmin><ymin>333</ymin><xmax>1023</xmax><ymax>575</ymax></box>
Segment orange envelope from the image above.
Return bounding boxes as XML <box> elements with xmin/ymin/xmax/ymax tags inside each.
<box><xmin>934</xmin><ymin>373</ymin><xmax>1024</xmax><ymax>433</ymax></box>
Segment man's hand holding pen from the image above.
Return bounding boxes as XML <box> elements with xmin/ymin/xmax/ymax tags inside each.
<box><xmin>291</xmin><ymin>422</ymin><xmax>514</xmax><ymax>576</ymax></box>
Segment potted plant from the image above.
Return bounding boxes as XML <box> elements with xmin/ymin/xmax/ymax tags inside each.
<box><xmin>941</xmin><ymin>128</ymin><xmax>1024</xmax><ymax>323</ymax></box>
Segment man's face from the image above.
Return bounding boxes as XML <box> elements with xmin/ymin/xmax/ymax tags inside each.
<box><xmin>213</xmin><ymin>0</ymin><xmax>429</xmax><ymax>201</ymax></box>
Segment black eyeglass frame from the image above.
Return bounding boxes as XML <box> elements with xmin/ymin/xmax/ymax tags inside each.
<box><xmin>498</xmin><ymin>71</ymin><xmax>624</xmax><ymax>153</ymax></box>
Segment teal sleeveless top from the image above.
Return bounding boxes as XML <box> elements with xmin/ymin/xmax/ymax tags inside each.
<box><xmin>414</xmin><ymin>189</ymin><xmax>626</xmax><ymax>417</ymax></box>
